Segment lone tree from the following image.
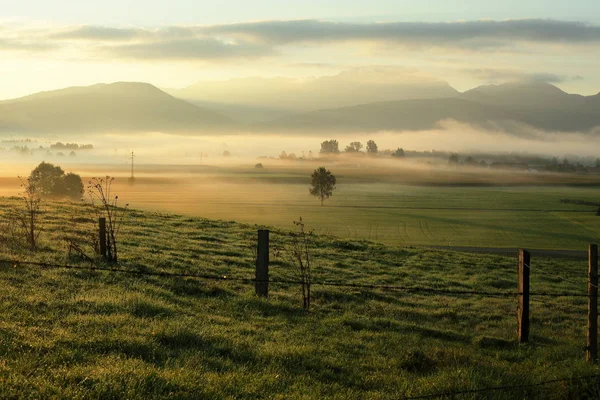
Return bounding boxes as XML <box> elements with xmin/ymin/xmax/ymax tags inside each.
<box><xmin>29</xmin><ymin>162</ymin><xmax>83</xmax><ymax>199</ymax></box>
<box><xmin>366</xmin><ymin>140</ymin><xmax>378</xmax><ymax>154</ymax></box>
<box><xmin>345</xmin><ymin>141</ymin><xmax>363</xmax><ymax>153</ymax></box>
<box><xmin>320</xmin><ymin>140</ymin><xmax>340</xmax><ymax>154</ymax></box>
<box><xmin>310</xmin><ymin>167</ymin><xmax>336</xmax><ymax>206</ymax></box>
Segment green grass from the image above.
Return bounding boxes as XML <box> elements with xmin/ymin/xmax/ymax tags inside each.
<box><xmin>109</xmin><ymin>175</ymin><xmax>600</xmax><ymax>250</ymax></box>
<box><xmin>3</xmin><ymin>165</ymin><xmax>600</xmax><ymax>250</ymax></box>
<box><xmin>1</xmin><ymin>197</ymin><xmax>600</xmax><ymax>398</ymax></box>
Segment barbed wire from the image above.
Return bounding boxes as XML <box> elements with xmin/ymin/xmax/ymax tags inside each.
<box><xmin>402</xmin><ymin>373</ymin><xmax>600</xmax><ymax>399</ymax></box>
<box><xmin>0</xmin><ymin>259</ymin><xmax>591</xmax><ymax>298</ymax></box>
<box><xmin>524</xmin><ymin>262</ymin><xmax>595</xmax><ymax>288</ymax></box>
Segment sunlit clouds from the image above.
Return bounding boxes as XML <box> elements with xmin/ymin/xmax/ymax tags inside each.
<box><xmin>0</xmin><ymin>18</ymin><xmax>599</xmax><ymax>99</ymax></box>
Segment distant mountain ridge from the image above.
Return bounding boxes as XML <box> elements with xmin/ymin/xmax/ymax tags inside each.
<box><xmin>256</xmin><ymin>82</ymin><xmax>600</xmax><ymax>134</ymax></box>
<box><xmin>0</xmin><ymin>79</ymin><xmax>598</xmax><ymax>136</ymax></box>
<box><xmin>167</xmin><ymin>67</ymin><xmax>460</xmax><ymax>116</ymax></box>
<box><xmin>0</xmin><ymin>82</ymin><xmax>235</xmax><ymax>134</ymax></box>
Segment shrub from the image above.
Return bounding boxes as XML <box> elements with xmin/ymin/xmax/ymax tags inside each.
<box><xmin>87</xmin><ymin>176</ymin><xmax>129</xmax><ymax>263</ymax></box>
<box><xmin>29</xmin><ymin>162</ymin><xmax>83</xmax><ymax>199</ymax></box>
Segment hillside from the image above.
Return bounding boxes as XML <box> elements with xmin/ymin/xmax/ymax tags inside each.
<box><xmin>0</xmin><ymin>82</ymin><xmax>236</xmax><ymax>134</ymax></box>
<box><xmin>0</xmin><ymin>197</ymin><xmax>598</xmax><ymax>398</ymax></box>
<box><xmin>461</xmin><ymin>81</ymin><xmax>585</xmax><ymax>109</ymax></box>
<box><xmin>168</xmin><ymin>67</ymin><xmax>459</xmax><ymax>117</ymax></box>
<box><xmin>256</xmin><ymin>97</ymin><xmax>510</xmax><ymax>132</ymax></box>
<box><xmin>182</xmin><ymin>100</ymin><xmax>295</xmax><ymax>124</ymax></box>
<box><xmin>256</xmin><ymin>82</ymin><xmax>600</xmax><ymax>133</ymax></box>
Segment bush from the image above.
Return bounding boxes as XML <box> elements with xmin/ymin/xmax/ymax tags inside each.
<box><xmin>64</xmin><ymin>173</ymin><xmax>84</xmax><ymax>198</ymax></box>
<box><xmin>29</xmin><ymin>162</ymin><xmax>83</xmax><ymax>199</ymax></box>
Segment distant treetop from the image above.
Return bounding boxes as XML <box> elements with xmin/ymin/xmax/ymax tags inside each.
<box><xmin>320</xmin><ymin>140</ymin><xmax>340</xmax><ymax>154</ymax></box>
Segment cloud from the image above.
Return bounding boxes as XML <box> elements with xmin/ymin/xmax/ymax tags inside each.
<box><xmin>106</xmin><ymin>37</ymin><xmax>274</xmax><ymax>60</ymax></box>
<box><xmin>2</xmin><ymin>19</ymin><xmax>599</xmax><ymax>61</ymax></box>
<box><xmin>50</xmin><ymin>25</ymin><xmax>199</xmax><ymax>42</ymax></box>
<box><xmin>464</xmin><ymin>68</ymin><xmax>584</xmax><ymax>83</ymax></box>
<box><xmin>0</xmin><ymin>37</ymin><xmax>56</xmax><ymax>52</ymax></box>
<box><xmin>286</xmin><ymin>62</ymin><xmax>340</xmax><ymax>69</ymax></box>
<box><xmin>200</xmin><ymin>19</ymin><xmax>600</xmax><ymax>49</ymax></box>
<box><xmin>50</xmin><ymin>26</ymin><xmax>144</xmax><ymax>41</ymax></box>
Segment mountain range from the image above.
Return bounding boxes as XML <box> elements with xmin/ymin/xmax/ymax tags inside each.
<box><xmin>167</xmin><ymin>68</ymin><xmax>459</xmax><ymax>123</ymax></box>
<box><xmin>0</xmin><ymin>82</ymin><xmax>234</xmax><ymax>134</ymax></box>
<box><xmin>0</xmin><ymin>69</ymin><xmax>598</xmax><ymax>136</ymax></box>
<box><xmin>258</xmin><ymin>82</ymin><xmax>600</xmax><ymax>133</ymax></box>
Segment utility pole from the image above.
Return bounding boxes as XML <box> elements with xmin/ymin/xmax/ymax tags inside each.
<box><xmin>128</xmin><ymin>151</ymin><xmax>135</xmax><ymax>183</ymax></box>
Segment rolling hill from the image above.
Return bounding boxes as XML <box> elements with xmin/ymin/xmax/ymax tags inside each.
<box><xmin>0</xmin><ymin>82</ymin><xmax>236</xmax><ymax>134</ymax></box>
<box><xmin>256</xmin><ymin>82</ymin><xmax>600</xmax><ymax>134</ymax></box>
<box><xmin>254</xmin><ymin>97</ymin><xmax>505</xmax><ymax>133</ymax></box>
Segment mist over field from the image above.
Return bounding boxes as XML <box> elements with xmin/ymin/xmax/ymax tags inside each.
<box><xmin>2</xmin><ymin>120</ymin><xmax>600</xmax><ymax>168</ymax></box>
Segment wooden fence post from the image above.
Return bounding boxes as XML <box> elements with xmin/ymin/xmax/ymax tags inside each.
<box><xmin>518</xmin><ymin>249</ymin><xmax>530</xmax><ymax>343</ymax></box>
<box><xmin>99</xmin><ymin>217</ymin><xmax>107</xmax><ymax>259</ymax></box>
<box><xmin>588</xmin><ymin>244</ymin><xmax>598</xmax><ymax>363</ymax></box>
<box><xmin>255</xmin><ymin>229</ymin><xmax>269</xmax><ymax>297</ymax></box>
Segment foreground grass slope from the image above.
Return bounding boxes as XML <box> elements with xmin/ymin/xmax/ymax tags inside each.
<box><xmin>0</xmin><ymin>197</ymin><xmax>599</xmax><ymax>399</ymax></box>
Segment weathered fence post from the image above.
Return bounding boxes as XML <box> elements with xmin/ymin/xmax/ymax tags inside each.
<box><xmin>99</xmin><ymin>217</ymin><xmax>107</xmax><ymax>259</ymax></box>
<box><xmin>518</xmin><ymin>249</ymin><xmax>530</xmax><ymax>343</ymax></box>
<box><xmin>588</xmin><ymin>244</ymin><xmax>598</xmax><ymax>363</ymax></box>
<box><xmin>255</xmin><ymin>229</ymin><xmax>269</xmax><ymax>297</ymax></box>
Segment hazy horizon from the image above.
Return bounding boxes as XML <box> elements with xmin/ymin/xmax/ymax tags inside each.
<box><xmin>1</xmin><ymin>0</ymin><xmax>600</xmax><ymax>99</ymax></box>
<box><xmin>0</xmin><ymin>68</ymin><xmax>597</xmax><ymax>103</ymax></box>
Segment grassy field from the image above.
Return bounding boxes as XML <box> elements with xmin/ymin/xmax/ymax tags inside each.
<box><xmin>3</xmin><ymin>163</ymin><xmax>600</xmax><ymax>250</ymax></box>
<box><xmin>91</xmin><ymin>165</ymin><xmax>600</xmax><ymax>250</ymax></box>
<box><xmin>1</xmin><ymin>197</ymin><xmax>600</xmax><ymax>398</ymax></box>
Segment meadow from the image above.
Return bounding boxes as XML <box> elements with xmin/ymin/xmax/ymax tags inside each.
<box><xmin>0</xmin><ymin>196</ymin><xmax>600</xmax><ymax>399</ymax></box>
<box><xmin>2</xmin><ymin>162</ymin><xmax>600</xmax><ymax>251</ymax></box>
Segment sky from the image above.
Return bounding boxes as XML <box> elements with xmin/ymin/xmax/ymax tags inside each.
<box><xmin>0</xmin><ymin>0</ymin><xmax>599</xmax><ymax>99</ymax></box>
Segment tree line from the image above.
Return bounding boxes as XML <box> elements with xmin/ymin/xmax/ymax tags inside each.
<box><xmin>319</xmin><ymin>139</ymin><xmax>405</xmax><ymax>157</ymax></box>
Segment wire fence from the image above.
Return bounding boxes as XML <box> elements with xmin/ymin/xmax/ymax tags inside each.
<box><xmin>0</xmin><ymin>258</ymin><xmax>591</xmax><ymax>299</ymax></box>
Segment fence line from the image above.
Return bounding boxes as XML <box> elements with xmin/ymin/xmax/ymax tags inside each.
<box><xmin>0</xmin><ymin>258</ymin><xmax>591</xmax><ymax>299</ymax></box>
<box><xmin>401</xmin><ymin>373</ymin><xmax>600</xmax><ymax>399</ymax></box>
